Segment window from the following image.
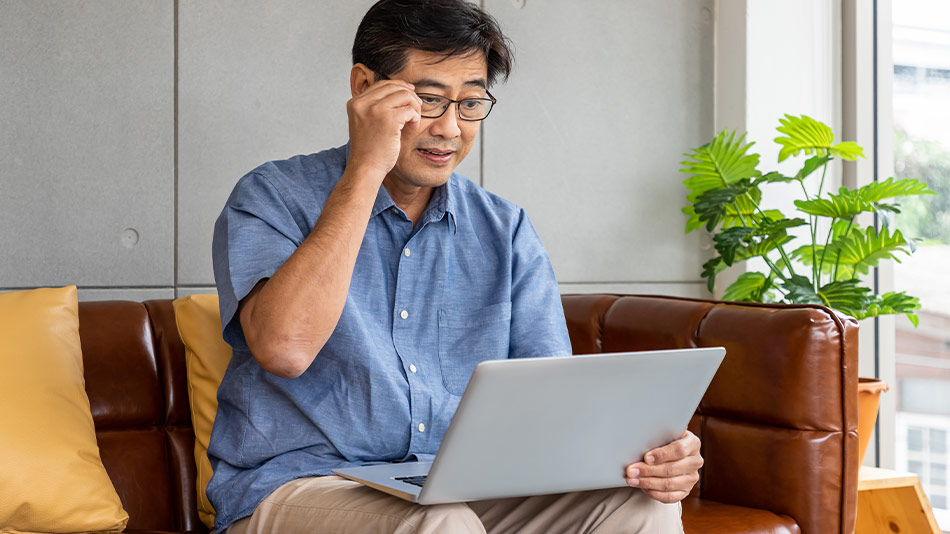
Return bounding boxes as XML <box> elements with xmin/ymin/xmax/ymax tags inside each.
<box><xmin>891</xmin><ymin>0</ymin><xmax>950</xmax><ymax>528</ymax></box>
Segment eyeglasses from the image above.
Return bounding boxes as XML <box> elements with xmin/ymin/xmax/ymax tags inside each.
<box><xmin>416</xmin><ymin>91</ymin><xmax>497</xmax><ymax>121</ymax></box>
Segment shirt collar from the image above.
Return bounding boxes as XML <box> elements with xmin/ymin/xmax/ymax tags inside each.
<box><xmin>418</xmin><ymin>176</ymin><xmax>458</xmax><ymax>233</ymax></box>
<box><xmin>342</xmin><ymin>142</ymin><xmax>457</xmax><ymax>232</ymax></box>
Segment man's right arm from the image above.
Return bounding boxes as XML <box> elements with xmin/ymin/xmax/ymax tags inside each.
<box><xmin>238</xmin><ymin>79</ymin><xmax>421</xmax><ymax>379</ymax></box>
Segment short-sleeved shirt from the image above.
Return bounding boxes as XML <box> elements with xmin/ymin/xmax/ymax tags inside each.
<box><xmin>207</xmin><ymin>143</ymin><xmax>572</xmax><ymax>530</ymax></box>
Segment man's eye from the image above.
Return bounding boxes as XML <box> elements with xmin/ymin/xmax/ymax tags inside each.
<box><xmin>419</xmin><ymin>95</ymin><xmax>444</xmax><ymax>105</ymax></box>
<box><xmin>461</xmin><ymin>100</ymin><xmax>484</xmax><ymax>110</ymax></box>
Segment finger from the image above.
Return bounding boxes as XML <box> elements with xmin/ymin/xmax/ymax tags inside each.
<box><xmin>644</xmin><ymin>431</ymin><xmax>700</xmax><ymax>465</ymax></box>
<box><xmin>354</xmin><ymin>82</ymin><xmax>420</xmax><ymax>107</ymax></box>
<box><xmin>365</xmin><ymin>89</ymin><xmax>423</xmax><ymax>118</ymax></box>
<box><xmin>361</xmin><ymin>79</ymin><xmax>415</xmax><ymax>97</ymax></box>
<box><xmin>630</xmin><ymin>472</ymin><xmax>699</xmax><ymax>494</ymax></box>
<box><xmin>393</xmin><ymin>106</ymin><xmax>421</xmax><ymax>129</ymax></box>
<box><xmin>629</xmin><ymin>454</ymin><xmax>703</xmax><ymax>479</ymax></box>
<box><xmin>642</xmin><ymin>489</ymin><xmax>690</xmax><ymax>504</ymax></box>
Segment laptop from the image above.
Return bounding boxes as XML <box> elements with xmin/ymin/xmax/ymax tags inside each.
<box><xmin>333</xmin><ymin>347</ymin><xmax>725</xmax><ymax>505</ymax></box>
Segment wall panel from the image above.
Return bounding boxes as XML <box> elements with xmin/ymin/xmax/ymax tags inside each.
<box><xmin>483</xmin><ymin>0</ymin><xmax>714</xmax><ymax>285</ymax></box>
<box><xmin>176</xmin><ymin>0</ymin><xmax>481</xmax><ymax>286</ymax></box>
<box><xmin>0</xmin><ymin>1</ymin><xmax>174</xmax><ymax>287</ymax></box>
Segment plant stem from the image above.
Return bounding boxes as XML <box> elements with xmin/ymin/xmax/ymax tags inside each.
<box><xmin>818</xmin><ymin>217</ymin><xmax>837</xmax><ymax>287</ymax></box>
<box><xmin>817</xmin><ymin>160</ymin><xmax>829</xmax><ymax>197</ymax></box>
<box><xmin>761</xmin><ymin>254</ymin><xmax>792</xmax><ymax>284</ymax></box>
<box><xmin>832</xmin><ymin>219</ymin><xmax>855</xmax><ymax>281</ymax></box>
<box><xmin>797</xmin><ymin>177</ymin><xmax>820</xmax><ymax>289</ymax></box>
<box><xmin>752</xmin><ymin>205</ymin><xmax>797</xmax><ymax>278</ymax></box>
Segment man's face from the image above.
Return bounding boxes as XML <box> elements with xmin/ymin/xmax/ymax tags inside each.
<box><xmin>385</xmin><ymin>49</ymin><xmax>488</xmax><ymax>189</ymax></box>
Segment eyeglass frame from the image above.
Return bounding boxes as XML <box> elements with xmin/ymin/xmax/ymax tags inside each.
<box><xmin>414</xmin><ymin>91</ymin><xmax>497</xmax><ymax>121</ymax></box>
<box><xmin>375</xmin><ymin>72</ymin><xmax>497</xmax><ymax>121</ymax></box>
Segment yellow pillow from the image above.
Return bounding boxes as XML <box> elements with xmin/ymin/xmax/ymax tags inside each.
<box><xmin>0</xmin><ymin>286</ymin><xmax>128</xmax><ymax>533</ymax></box>
<box><xmin>173</xmin><ymin>294</ymin><xmax>232</xmax><ymax>530</ymax></box>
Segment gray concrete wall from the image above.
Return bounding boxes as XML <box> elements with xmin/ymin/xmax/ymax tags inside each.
<box><xmin>1</xmin><ymin>0</ymin><xmax>714</xmax><ymax>302</ymax></box>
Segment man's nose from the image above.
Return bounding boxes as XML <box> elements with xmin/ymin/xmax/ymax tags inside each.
<box><xmin>429</xmin><ymin>104</ymin><xmax>462</xmax><ymax>138</ymax></box>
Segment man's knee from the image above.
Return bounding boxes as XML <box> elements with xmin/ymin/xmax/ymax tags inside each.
<box><xmin>599</xmin><ymin>488</ymin><xmax>683</xmax><ymax>534</ymax></box>
<box><xmin>406</xmin><ymin>502</ymin><xmax>485</xmax><ymax>534</ymax></box>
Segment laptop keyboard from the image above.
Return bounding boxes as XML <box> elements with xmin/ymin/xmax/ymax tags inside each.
<box><xmin>395</xmin><ymin>475</ymin><xmax>427</xmax><ymax>487</ymax></box>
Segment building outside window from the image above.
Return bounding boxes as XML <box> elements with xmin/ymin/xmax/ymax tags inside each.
<box><xmin>892</xmin><ymin>0</ymin><xmax>950</xmax><ymax>529</ymax></box>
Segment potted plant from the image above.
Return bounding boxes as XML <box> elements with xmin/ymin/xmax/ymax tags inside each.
<box><xmin>680</xmin><ymin>114</ymin><xmax>934</xmax><ymax>464</ymax></box>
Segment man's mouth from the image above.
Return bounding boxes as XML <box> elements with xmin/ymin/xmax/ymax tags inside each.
<box><xmin>416</xmin><ymin>147</ymin><xmax>455</xmax><ymax>165</ymax></box>
<box><xmin>418</xmin><ymin>148</ymin><xmax>454</xmax><ymax>156</ymax></box>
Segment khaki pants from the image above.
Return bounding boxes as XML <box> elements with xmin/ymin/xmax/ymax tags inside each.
<box><xmin>226</xmin><ymin>475</ymin><xmax>683</xmax><ymax>534</ymax></box>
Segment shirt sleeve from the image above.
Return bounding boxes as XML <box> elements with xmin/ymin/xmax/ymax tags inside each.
<box><xmin>212</xmin><ymin>171</ymin><xmax>307</xmax><ymax>351</ymax></box>
<box><xmin>508</xmin><ymin>209</ymin><xmax>573</xmax><ymax>359</ymax></box>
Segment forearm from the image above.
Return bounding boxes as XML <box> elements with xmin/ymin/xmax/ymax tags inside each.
<box><xmin>241</xmin><ymin>167</ymin><xmax>381</xmax><ymax>378</ymax></box>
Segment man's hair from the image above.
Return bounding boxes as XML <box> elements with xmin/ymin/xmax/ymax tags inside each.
<box><xmin>352</xmin><ymin>0</ymin><xmax>513</xmax><ymax>87</ymax></box>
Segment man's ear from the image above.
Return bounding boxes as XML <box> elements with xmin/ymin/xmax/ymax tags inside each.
<box><xmin>350</xmin><ymin>63</ymin><xmax>376</xmax><ymax>97</ymax></box>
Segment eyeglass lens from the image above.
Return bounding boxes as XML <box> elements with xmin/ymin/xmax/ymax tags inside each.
<box><xmin>417</xmin><ymin>94</ymin><xmax>493</xmax><ymax>120</ymax></box>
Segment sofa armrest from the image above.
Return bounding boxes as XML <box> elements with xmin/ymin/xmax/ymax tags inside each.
<box><xmin>561</xmin><ymin>294</ymin><xmax>859</xmax><ymax>534</ymax></box>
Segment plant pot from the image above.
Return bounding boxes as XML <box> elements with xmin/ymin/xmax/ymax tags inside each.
<box><xmin>858</xmin><ymin>377</ymin><xmax>889</xmax><ymax>466</ymax></box>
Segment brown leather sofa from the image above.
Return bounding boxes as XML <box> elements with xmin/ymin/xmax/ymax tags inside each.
<box><xmin>78</xmin><ymin>294</ymin><xmax>858</xmax><ymax>534</ymax></box>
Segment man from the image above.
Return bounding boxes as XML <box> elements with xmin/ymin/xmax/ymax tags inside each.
<box><xmin>209</xmin><ymin>1</ymin><xmax>702</xmax><ymax>532</ymax></box>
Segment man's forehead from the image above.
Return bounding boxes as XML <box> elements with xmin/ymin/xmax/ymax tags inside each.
<box><xmin>398</xmin><ymin>48</ymin><xmax>488</xmax><ymax>87</ymax></box>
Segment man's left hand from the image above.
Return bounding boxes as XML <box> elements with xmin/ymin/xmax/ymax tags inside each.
<box><xmin>625</xmin><ymin>430</ymin><xmax>702</xmax><ymax>503</ymax></box>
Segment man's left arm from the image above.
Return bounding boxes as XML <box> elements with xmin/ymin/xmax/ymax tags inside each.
<box><xmin>507</xmin><ymin>209</ymin><xmax>703</xmax><ymax>503</ymax></box>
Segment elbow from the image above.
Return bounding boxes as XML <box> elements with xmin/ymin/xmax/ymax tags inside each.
<box><xmin>259</xmin><ymin>349</ymin><xmax>311</xmax><ymax>379</ymax></box>
<box><xmin>245</xmin><ymin>328</ymin><xmax>320</xmax><ymax>379</ymax></box>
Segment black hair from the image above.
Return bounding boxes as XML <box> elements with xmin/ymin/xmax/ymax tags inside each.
<box><xmin>352</xmin><ymin>0</ymin><xmax>513</xmax><ymax>87</ymax></box>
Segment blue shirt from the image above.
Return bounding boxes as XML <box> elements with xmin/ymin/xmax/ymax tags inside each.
<box><xmin>208</xmin><ymin>144</ymin><xmax>572</xmax><ymax>530</ymax></box>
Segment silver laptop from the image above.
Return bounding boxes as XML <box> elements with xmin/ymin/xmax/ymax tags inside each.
<box><xmin>333</xmin><ymin>347</ymin><xmax>725</xmax><ymax>505</ymax></box>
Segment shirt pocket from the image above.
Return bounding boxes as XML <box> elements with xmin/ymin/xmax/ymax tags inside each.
<box><xmin>438</xmin><ymin>301</ymin><xmax>512</xmax><ymax>396</ymax></box>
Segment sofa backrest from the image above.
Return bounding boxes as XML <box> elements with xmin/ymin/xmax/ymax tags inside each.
<box><xmin>79</xmin><ymin>300</ymin><xmax>204</xmax><ymax>533</ymax></box>
<box><xmin>561</xmin><ymin>294</ymin><xmax>859</xmax><ymax>534</ymax></box>
<box><xmin>78</xmin><ymin>295</ymin><xmax>859</xmax><ymax>534</ymax></box>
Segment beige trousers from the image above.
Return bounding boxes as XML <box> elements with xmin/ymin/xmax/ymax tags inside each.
<box><xmin>226</xmin><ymin>475</ymin><xmax>683</xmax><ymax>534</ymax></box>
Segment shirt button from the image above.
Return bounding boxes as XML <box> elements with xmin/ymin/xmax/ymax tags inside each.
<box><xmin>404</xmin><ymin>247</ymin><xmax>411</xmax><ymax>257</ymax></box>
<box><xmin>418</xmin><ymin>423</ymin><xmax>426</xmax><ymax>433</ymax></box>
<box><xmin>409</xmin><ymin>364</ymin><xmax>417</xmax><ymax>373</ymax></box>
<box><xmin>400</xmin><ymin>310</ymin><xmax>409</xmax><ymax>320</ymax></box>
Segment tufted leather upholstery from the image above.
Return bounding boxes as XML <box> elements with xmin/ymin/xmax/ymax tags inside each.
<box><xmin>77</xmin><ymin>294</ymin><xmax>857</xmax><ymax>533</ymax></box>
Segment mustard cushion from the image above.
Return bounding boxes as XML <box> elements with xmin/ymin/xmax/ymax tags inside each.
<box><xmin>173</xmin><ymin>294</ymin><xmax>232</xmax><ymax>530</ymax></box>
<box><xmin>0</xmin><ymin>286</ymin><xmax>128</xmax><ymax>533</ymax></box>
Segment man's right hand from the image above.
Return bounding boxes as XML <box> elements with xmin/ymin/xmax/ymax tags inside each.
<box><xmin>345</xmin><ymin>79</ymin><xmax>422</xmax><ymax>179</ymax></box>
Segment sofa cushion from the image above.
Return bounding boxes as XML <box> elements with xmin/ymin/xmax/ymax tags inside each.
<box><xmin>0</xmin><ymin>286</ymin><xmax>129</xmax><ymax>533</ymax></box>
<box><xmin>173</xmin><ymin>294</ymin><xmax>232</xmax><ymax>530</ymax></box>
<box><xmin>681</xmin><ymin>497</ymin><xmax>800</xmax><ymax>533</ymax></box>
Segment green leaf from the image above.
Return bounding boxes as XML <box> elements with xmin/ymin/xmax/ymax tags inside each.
<box><xmin>694</xmin><ymin>181</ymin><xmax>755</xmax><ymax>231</ymax></box>
<box><xmin>723</xmin><ymin>272</ymin><xmax>774</xmax><ymax>302</ymax></box>
<box><xmin>681</xmin><ymin>130</ymin><xmax>760</xmax><ymax>232</ymax></box>
<box><xmin>855</xmin><ymin>177</ymin><xmax>935</xmax><ymax>203</ymax></box>
<box><xmin>760</xmin><ymin>217</ymin><xmax>808</xmax><ymax>234</ymax></box>
<box><xmin>756</xmin><ymin>171</ymin><xmax>797</xmax><ymax>184</ymax></box>
<box><xmin>782</xmin><ymin>275</ymin><xmax>822</xmax><ymax>304</ymax></box>
<box><xmin>713</xmin><ymin>227</ymin><xmax>757</xmax><ymax>265</ymax></box>
<box><xmin>859</xmin><ymin>292</ymin><xmax>921</xmax><ymax>326</ymax></box>
<box><xmin>817</xmin><ymin>279</ymin><xmax>871</xmax><ymax>317</ymax></box>
<box><xmin>835</xmin><ymin>226</ymin><xmax>911</xmax><ymax>275</ymax></box>
<box><xmin>743</xmin><ymin>234</ymin><xmax>794</xmax><ymax>260</ymax></box>
<box><xmin>774</xmin><ymin>114</ymin><xmax>865</xmax><ymax>162</ymax></box>
<box><xmin>797</xmin><ymin>155</ymin><xmax>832</xmax><ymax>180</ymax></box>
<box><xmin>719</xmin><ymin>187</ymin><xmax>765</xmax><ymax>228</ymax></box>
<box><xmin>795</xmin><ymin>188</ymin><xmax>871</xmax><ymax>218</ymax></box>
<box><xmin>682</xmin><ymin>206</ymin><xmax>704</xmax><ymax>233</ymax></box>
<box><xmin>681</xmin><ymin>129</ymin><xmax>760</xmax><ymax>190</ymax></box>
<box><xmin>701</xmin><ymin>256</ymin><xmax>726</xmax><ymax>292</ymax></box>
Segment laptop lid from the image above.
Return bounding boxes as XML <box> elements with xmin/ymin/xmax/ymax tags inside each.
<box><xmin>416</xmin><ymin>347</ymin><xmax>725</xmax><ymax>504</ymax></box>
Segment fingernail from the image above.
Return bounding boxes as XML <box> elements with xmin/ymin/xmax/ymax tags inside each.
<box><xmin>628</xmin><ymin>478</ymin><xmax>640</xmax><ymax>487</ymax></box>
<box><xmin>645</xmin><ymin>455</ymin><xmax>655</xmax><ymax>464</ymax></box>
<box><xmin>628</xmin><ymin>468</ymin><xmax>639</xmax><ymax>478</ymax></box>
